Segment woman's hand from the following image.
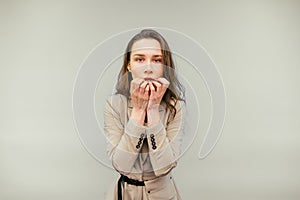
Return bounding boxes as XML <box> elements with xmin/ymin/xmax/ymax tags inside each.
<box><xmin>130</xmin><ymin>78</ymin><xmax>150</xmax><ymax>125</ymax></box>
<box><xmin>147</xmin><ymin>78</ymin><xmax>169</xmax><ymax>109</ymax></box>
<box><xmin>146</xmin><ymin>78</ymin><xmax>170</xmax><ymax>125</ymax></box>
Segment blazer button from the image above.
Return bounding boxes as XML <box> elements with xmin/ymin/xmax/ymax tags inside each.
<box><xmin>150</xmin><ymin>137</ymin><xmax>155</xmax><ymax>142</ymax></box>
<box><xmin>140</xmin><ymin>133</ymin><xmax>145</xmax><ymax>138</ymax></box>
<box><xmin>152</xmin><ymin>145</ymin><xmax>157</xmax><ymax>150</ymax></box>
<box><xmin>150</xmin><ymin>133</ymin><xmax>154</xmax><ymax>138</ymax></box>
<box><xmin>136</xmin><ymin>145</ymin><xmax>140</xmax><ymax>149</ymax></box>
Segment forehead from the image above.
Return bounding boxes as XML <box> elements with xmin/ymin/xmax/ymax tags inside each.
<box><xmin>131</xmin><ymin>39</ymin><xmax>162</xmax><ymax>56</ymax></box>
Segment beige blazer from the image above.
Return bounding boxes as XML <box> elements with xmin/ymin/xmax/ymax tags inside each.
<box><xmin>103</xmin><ymin>94</ymin><xmax>185</xmax><ymax>200</ymax></box>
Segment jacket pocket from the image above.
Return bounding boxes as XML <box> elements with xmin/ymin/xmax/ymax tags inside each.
<box><xmin>145</xmin><ymin>173</ymin><xmax>177</xmax><ymax>200</ymax></box>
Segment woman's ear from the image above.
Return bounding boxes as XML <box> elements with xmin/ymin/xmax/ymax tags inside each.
<box><xmin>127</xmin><ymin>63</ymin><xmax>131</xmax><ymax>72</ymax></box>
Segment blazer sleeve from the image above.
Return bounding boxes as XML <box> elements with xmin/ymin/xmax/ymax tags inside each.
<box><xmin>104</xmin><ymin>95</ymin><xmax>147</xmax><ymax>175</ymax></box>
<box><xmin>147</xmin><ymin>100</ymin><xmax>185</xmax><ymax>176</ymax></box>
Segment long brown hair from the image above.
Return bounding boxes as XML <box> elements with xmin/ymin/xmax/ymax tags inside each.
<box><xmin>116</xmin><ymin>29</ymin><xmax>185</xmax><ymax>120</ymax></box>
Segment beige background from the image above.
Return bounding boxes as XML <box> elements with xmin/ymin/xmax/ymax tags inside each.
<box><xmin>1</xmin><ymin>0</ymin><xmax>300</xmax><ymax>199</ymax></box>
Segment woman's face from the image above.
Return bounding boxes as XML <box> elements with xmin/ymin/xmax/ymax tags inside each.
<box><xmin>128</xmin><ymin>39</ymin><xmax>164</xmax><ymax>80</ymax></box>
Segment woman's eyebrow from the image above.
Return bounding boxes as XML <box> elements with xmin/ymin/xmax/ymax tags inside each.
<box><xmin>133</xmin><ymin>54</ymin><xmax>145</xmax><ymax>57</ymax></box>
<box><xmin>133</xmin><ymin>54</ymin><xmax>162</xmax><ymax>57</ymax></box>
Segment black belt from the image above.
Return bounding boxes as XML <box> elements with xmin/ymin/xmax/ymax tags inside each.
<box><xmin>118</xmin><ymin>174</ymin><xmax>145</xmax><ymax>200</ymax></box>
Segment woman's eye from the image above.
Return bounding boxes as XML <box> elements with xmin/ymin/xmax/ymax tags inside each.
<box><xmin>136</xmin><ymin>58</ymin><xmax>144</xmax><ymax>62</ymax></box>
<box><xmin>153</xmin><ymin>59</ymin><xmax>162</xmax><ymax>63</ymax></box>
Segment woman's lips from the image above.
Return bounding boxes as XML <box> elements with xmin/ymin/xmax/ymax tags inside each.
<box><xmin>144</xmin><ymin>77</ymin><xmax>154</xmax><ymax>81</ymax></box>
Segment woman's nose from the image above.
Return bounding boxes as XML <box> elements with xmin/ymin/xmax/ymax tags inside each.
<box><xmin>144</xmin><ymin>66</ymin><xmax>153</xmax><ymax>73</ymax></box>
<box><xmin>144</xmin><ymin>60</ymin><xmax>153</xmax><ymax>73</ymax></box>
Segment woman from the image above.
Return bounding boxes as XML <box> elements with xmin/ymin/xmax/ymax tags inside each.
<box><xmin>104</xmin><ymin>29</ymin><xmax>185</xmax><ymax>200</ymax></box>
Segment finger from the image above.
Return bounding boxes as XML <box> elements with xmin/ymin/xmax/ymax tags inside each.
<box><xmin>140</xmin><ymin>81</ymin><xmax>148</xmax><ymax>88</ymax></box>
<box><xmin>145</xmin><ymin>84</ymin><xmax>151</xmax><ymax>97</ymax></box>
<box><xmin>139</xmin><ymin>85</ymin><xmax>145</xmax><ymax>95</ymax></box>
<box><xmin>136</xmin><ymin>78</ymin><xmax>144</xmax><ymax>85</ymax></box>
<box><xmin>143</xmin><ymin>85</ymin><xmax>150</xmax><ymax>99</ymax></box>
<box><xmin>146</xmin><ymin>82</ymin><xmax>150</xmax><ymax>89</ymax></box>
<box><xmin>158</xmin><ymin>79</ymin><xmax>169</xmax><ymax>93</ymax></box>
<box><xmin>151</xmin><ymin>80</ymin><xmax>162</xmax><ymax>87</ymax></box>
<box><xmin>130</xmin><ymin>84</ymin><xmax>135</xmax><ymax>95</ymax></box>
<box><xmin>131</xmin><ymin>87</ymin><xmax>139</xmax><ymax>99</ymax></box>
<box><xmin>135</xmin><ymin>87</ymin><xmax>144</xmax><ymax>104</ymax></box>
<box><xmin>130</xmin><ymin>79</ymin><xmax>138</xmax><ymax>91</ymax></box>
<box><xmin>149</xmin><ymin>82</ymin><xmax>155</xmax><ymax>92</ymax></box>
<box><xmin>157</xmin><ymin>77</ymin><xmax>170</xmax><ymax>87</ymax></box>
<box><xmin>151</xmin><ymin>80</ymin><xmax>162</xmax><ymax>92</ymax></box>
<box><xmin>149</xmin><ymin>86</ymin><xmax>158</xmax><ymax>101</ymax></box>
<box><xmin>130</xmin><ymin>82</ymin><xmax>139</xmax><ymax>94</ymax></box>
<box><xmin>145</xmin><ymin>84</ymin><xmax>150</xmax><ymax>92</ymax></box>
<box><xmin>130</xmin><ymin>78</ymin><xmax>144</xmax><ymax>93</ymax></box>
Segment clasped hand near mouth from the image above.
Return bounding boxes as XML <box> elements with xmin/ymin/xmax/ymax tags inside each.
<box><xmin>130</xmin><ymin>77</ymin><xmax>170</xmax><ymax>126</ymax></box>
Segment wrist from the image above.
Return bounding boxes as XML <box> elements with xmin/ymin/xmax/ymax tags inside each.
<box><xmin>147</xmin><ymin>104</ymin><xmax>159</xmax><ymax>112</ymax></box>
<box><xmin>131</xmin><ymin>108</ymin><xmax>146</xmax><ymax>125</ymax></box>
<box><xmin>146</xmin><ymin>109</ymin><xmax>160</xmax><ymax>126</ymax></box>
